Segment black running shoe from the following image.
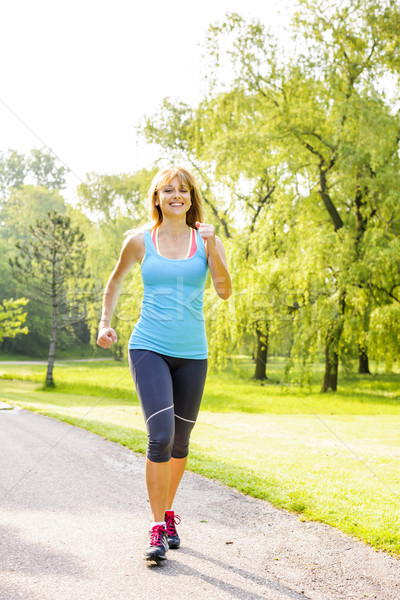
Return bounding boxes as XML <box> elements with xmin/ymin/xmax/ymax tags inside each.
<box><xmin>165</xmin><ymin>511</ymin><xmax>181</xmax><ymax>549</ymax></box>
<box><xmin>143</xmin><ymin>525</ymin><xmax>168</xmax><ymax>561</ymax></box>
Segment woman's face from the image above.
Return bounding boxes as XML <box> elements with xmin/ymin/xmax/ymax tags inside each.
<box><xmin>155</xmin><ymin>176</ymin><xmax>192</xmax><ymax>218</ymax></box>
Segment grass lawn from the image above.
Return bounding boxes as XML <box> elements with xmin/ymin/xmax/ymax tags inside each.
<box><xmin>1</xmin><ymin>357</ymin><xmax>399</xmax><ymax>556</ymax></box>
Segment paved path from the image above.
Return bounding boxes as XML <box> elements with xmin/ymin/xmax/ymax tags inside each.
<box><xmin>0</xmin><ymin>407</ymin><xmax>399</xmax><ymax>600</ymax></box>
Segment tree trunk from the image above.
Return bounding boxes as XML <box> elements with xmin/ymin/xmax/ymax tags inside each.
<box><xmin>354</xmin><ymin>188</ymin><xmax>371</xmax><ymax>376</ymax></box>
<box><xmin>321</xmin><ymin>329</ymin><xmax>339</xmax><ymax>392</ymax></box>
<box><xmin>358</xmin><ymin>344</ymin><xmax>370</xmax><ymax>374</ymax></box>
<box><xmin>46</xmin><ymin>255</ymin><xmax>57</xmax><ymax>388</ymax></box>
<box><xmin>321</xmin><ymin>293</ymin><xmax>345</xmax><ymax>393</ymax></box>
<box><xmin>46</xmin><ymin>305</ymin><xmax>57</xmax><ymax>387</ymax></box>
<box><xmin>254</xmin><ymin>322</ymin><xmax>268</xmax><ymax>380</ymax></box>
<box><xmin>112</xmin><ymin>343</ymin><xmax>123</xmax><ymax>362</ymax></box>
<box><xmin>321</xmin><ymin>318</ymin><xmax>345</xmax><ymax>392</ymax></box>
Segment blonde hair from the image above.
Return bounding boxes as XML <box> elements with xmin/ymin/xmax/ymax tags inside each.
<box><xmin>148</xmin><ymin>166</ymin><xmax>204</xmax><ymax>228</ymax></box>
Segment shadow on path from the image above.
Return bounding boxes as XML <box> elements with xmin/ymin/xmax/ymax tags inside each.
<box><xmin>144</xmin><ymin>546</ymin><xmax>310</xmax><ymax>600</ymax></box>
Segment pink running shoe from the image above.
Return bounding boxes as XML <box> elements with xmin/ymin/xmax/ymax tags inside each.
<box><xmin>143</xmin><ymin>524</ymin><xmax>168</xmax><ymax>561</ymax></box>
<box><xmin>165</xmin><ymin>511</ymin><xmax>181</xmax><ymax>549</ymax></box>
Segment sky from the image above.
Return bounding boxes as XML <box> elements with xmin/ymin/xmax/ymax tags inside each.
<box><xmin>0</xmin><ymin>0</ymin><xmax>295</xmax><ymax>202</ymax></box>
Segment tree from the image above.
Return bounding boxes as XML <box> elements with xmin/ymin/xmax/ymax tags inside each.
<box><xmin>137</xmin><ymin>2</ymin><xmax>400</xmax><ymax>388</ymax></box>
<box><xmin>77</xmin><ymin>169</ymin><xmax>153</xmax><ymax>224</ymax></box>
<box><xmin>10</xmin><ymin>211</ymin><xmax>90</xmax><ymax>386</ymax></box>
<box><xmin>27</xmin><ymin>149</ymin><xmax>67</xmax><ymax>190</ymax></box>
<box><xmin>199</xmin><ymin>3</ymin><xmax>400</xmax><ymax>388</ymax></box>
<box><xmin>0</xmin><ymin>186</ymin><xmax>67</xmax><ymax>356</ymax></box>
<box><xmin>1</xmin><ymin>185</ymin><xmax>66</xmax><ymax>243</ymax></box>
<box><xmin>290</xmin><ymin>0</ymin><xmax>400</xmax><ymax>383</ymax></box>
<box><xmin>0</xmin><ymin>150</ymin><xmax>26</xmax><ymax>197</ymax></box>
<box><xmin>0</xmin><ymin>149</ymin><xmax>66</xmax><ymax>199</ymax></box>
<box><xmin>0</xmin><ymin>297</ymin><xmax>29</xmax><ymax>343</ymax></box>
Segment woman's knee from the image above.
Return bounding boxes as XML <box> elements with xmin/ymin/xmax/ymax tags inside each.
<box><xmin>171</xmin><ymin>436</ymin><xmax>190</xmax><ymax>459</ymax></box>
<box><xmin>147</xmin><ymin>431</ymin><xmax>174</xmax><ymax>462</ymax></box>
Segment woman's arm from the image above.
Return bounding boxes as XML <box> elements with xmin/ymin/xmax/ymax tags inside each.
<box><xmin>196</xmin><ymin>222</ymin><xmax>232</xmax><ymax>300</ymax></box>
<box><xmin>97</xmin><ymin>232</ymin><xmax>144</xmax><ymax>348</ymax></box>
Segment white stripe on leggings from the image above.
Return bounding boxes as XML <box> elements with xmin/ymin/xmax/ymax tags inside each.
<box><xmin>174</xmin><ymin>413</ymin><xmax>196</xmax><ymax>424</ymax></box>
<box><xmin>145</xmin><ymin>404</ymin><xmax>174</xmax><ymax>425</ymax></box>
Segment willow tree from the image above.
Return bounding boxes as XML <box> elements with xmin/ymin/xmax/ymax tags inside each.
<box><xmin>137</xmin><ymin>1</ymin><xmax>400</xmax><ymax>387</ymax></box>
<box><xmin>200</xmin><ymin>1</ymin><xmax>400</xmax><ymax>390</ymax></box>
<box><xmin>291</xmin><ymin>0</ymin><xmax>400</xmax><ymax>381</ymax></box>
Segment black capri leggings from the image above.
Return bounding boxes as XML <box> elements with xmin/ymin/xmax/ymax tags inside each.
<box><xmin>128</xmin><ymin>349</ymin><xmax>208</xmax><ymax>463</ymax></box>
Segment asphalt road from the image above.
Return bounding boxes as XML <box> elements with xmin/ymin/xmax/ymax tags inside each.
<box><xmin>0</xmin><ymin>406</ymin><xmax>399</xmax><ymax>600</ymax></box>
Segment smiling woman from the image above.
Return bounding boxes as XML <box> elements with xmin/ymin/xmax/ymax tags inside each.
<box><xmin>149</xmin><ymin>166</ymin><xmax>204</xmax><ymax>228</ymax></box>
<box><xmin>96</xmin><ymin>165</ymin><xmax>231</xmax><ymax>563</ymax></box>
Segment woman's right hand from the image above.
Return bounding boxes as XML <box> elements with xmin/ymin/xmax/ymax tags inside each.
<box><xmin>97</xmin><ymin>327</ymin><xmax>118</xmax><ymax>349</ymax></box>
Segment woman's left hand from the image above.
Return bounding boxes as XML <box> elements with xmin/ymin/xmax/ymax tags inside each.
<box><xmin>195</xmin><ymin>221</ymin><xmax>216</xmax><ymax>253</ymax></box>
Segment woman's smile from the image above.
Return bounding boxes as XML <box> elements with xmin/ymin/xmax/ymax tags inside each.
<box><xmin>156</xmin><ymin>176</ymin><xmax>192</xmax><ymax>214</ymax></box>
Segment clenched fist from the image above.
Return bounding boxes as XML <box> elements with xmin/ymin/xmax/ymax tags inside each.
<box><xmin>195</xmin><ymin>221</ymin><xmax>216</xmax><ymax>252</ymax></box>
<box><xmin>97</xmin><ymin>327</ymin><xmax>117</xmax><ymax>349</ymax></box>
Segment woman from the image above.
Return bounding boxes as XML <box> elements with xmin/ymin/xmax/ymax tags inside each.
<box><xmin>97</xmin><ymin>166</ymin><xmax>231</xmax><ymax>562</ymax></box>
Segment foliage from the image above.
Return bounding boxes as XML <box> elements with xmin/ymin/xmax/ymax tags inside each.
<box><xmin>0</xmin><ymin>148</ymin><xmax>67</xmax><ymax>197</ymax></box>
<box><xmin>0</xmin><ymin>185</ymin><xmax>71</xmax><ymax>356</ymax></box>
<box><xmin>2</xmin><ymin>185</ymin><xmax>66</xmax><ymax>243</ymax></box>
<box><xmin>0</xmin><ymin>297</ymin><xmax>29</xmax><ymax>343</ymax></box>
<box><xmin>77</xmin><ymin>168</ymin><xmax>156</xmax><ymax>224</ymax></box>
<box><xmin>9</xmin><ymin>211</ymin><xmax>90</xmax><ymax>385</ymax></box>
<box><xmin>137</xmin><ymin>0</ymin><xmax>400</xmax><ymax>388</ymax></box>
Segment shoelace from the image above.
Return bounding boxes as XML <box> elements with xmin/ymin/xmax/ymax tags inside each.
<box><xmin>165</xmin><ymin>514</ymin><xmax>181</xmax><ymax>536</ymax></box>
<box><xmin>149</xmin><ymin>525</ymin><xmax>165</xmax><ymax>546</ymax></box>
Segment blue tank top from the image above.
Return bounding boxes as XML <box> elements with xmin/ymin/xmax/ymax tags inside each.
<box><xmin>128</xmin><ymin>229</ymin><xmax>209</xmax><ymax>359</ymax></box>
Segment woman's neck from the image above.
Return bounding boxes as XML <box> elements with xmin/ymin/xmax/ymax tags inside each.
<box><xmin>158</xmin><ymin>218</ymin><xmax>190</xmax><ymax>240</ymax></box>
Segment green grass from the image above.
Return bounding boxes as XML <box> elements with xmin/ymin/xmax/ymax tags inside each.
<box><xmin>1</xmin><ymin>357</ymin><xmax>399</xmax><ymax>556</ymax></box>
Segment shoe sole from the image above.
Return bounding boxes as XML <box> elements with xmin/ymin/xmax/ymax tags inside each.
<box><xmin>143</xmin><ymin>554</ymin><xmax>167</xmax><ymax>562</ymax></box>
<box><xmin>144</xmin><ymin>553</ymin><xmax>167</xmax><ymax>562</ymax></box>
<box><xmin>143</xmin><ymin>545</ymin><xmax>169</xmax><ymax>562</ymax></box>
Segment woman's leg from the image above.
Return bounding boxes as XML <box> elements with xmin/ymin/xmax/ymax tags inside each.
<box><xmin>166</xmin><ymin>456</ymin><xmax>187</xmax><ymax>510</ymax></box>
<box><xmin>146</xmin><ymin>458</ymin><xmax>171</xmax><ymax>522</ymax></box>
<box><xmin>129</xmin><ymin>350</ymin><xmax>175</xmax><ymax>522</ymax></box>
<box><xmin>168</xmin><ymin>358</ymin><xmax>208</xmax><ymax>505</ymax></box>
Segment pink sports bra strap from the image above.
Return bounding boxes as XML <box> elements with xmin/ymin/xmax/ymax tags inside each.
<box><xmin>151</xmin><ymin>226</ymin><xmax>157</xmax><ymax>247</ymax></box>
<box><xmin>188</xmin><ymin>227</ymin><xmax>197</xmax><ymax>258</ymax></box>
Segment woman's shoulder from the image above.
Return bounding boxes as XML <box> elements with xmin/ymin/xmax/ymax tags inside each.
<box><xmin>124</xmin><ymin>222</ymin><xmax>155</xmax><ymax>245</ymax></box>
<box><xmin>123</xmin><ymin>228</ymin><xmax>143</xmax><ymax>245</ymax></box>
<box><xmin>122</xmin><ymin>227</ymin><xmax>148</xmax><ymax>262</ymax></box>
